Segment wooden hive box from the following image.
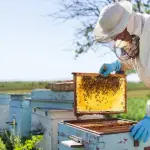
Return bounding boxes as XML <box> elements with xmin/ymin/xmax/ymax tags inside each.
<box><xmin>45</xmin><ymin>80</ymin><xmax>74</xmax><ymax>91</ymax></box>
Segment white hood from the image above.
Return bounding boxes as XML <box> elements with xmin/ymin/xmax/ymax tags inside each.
<box><xmin>127</xmin><ymin>11</ymin><xmax>144</xmax><ymax>37</ymax></box>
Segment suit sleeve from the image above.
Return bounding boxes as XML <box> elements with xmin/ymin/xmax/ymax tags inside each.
<box><xmin>119</xmin><ymin>59</ymin><xmax>134</xmax><ymax>71</ymax></box>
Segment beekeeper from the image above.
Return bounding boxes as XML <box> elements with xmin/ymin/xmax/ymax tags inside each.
<box><xmin>93</xmin><ymin>0</ymin><xmax>150</xmax><ymax>143</ymax></box>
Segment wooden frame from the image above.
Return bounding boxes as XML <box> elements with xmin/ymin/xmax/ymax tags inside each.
<box><xmin>63</xmin><ymin>118</ymin><xmax>136</xmax><ymax>135</ymax></box>
<box><xmin>72</xmin><ymin>72</ymin><xmax>127</xmax><ymax>117</ymax></box>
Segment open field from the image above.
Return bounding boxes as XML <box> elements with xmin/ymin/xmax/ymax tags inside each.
<box><xmin>0</xmin><ymin>81</ymin><xmax>49</xmax><ymax>94</ymax></box>
<box><xmin>127</xmin><ymin>89</ymin><xmax>150</xmax><ymax>98</ymax></box>
<box><xmin>0</xmin><ymin>81</ymin><xmax>49</xmax><ymax>91</ymax></box>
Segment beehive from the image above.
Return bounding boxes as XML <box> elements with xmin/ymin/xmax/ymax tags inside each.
<box><xmin>58</xmin><ymin>73</ymin><xmax>150</xmax><ymax>150</ymax></box>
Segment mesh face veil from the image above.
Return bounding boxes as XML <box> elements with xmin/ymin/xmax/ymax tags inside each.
<box><xmin>110</xmin><ymin>35</ymin><xmax>140</xmax><ymax>60</ymax></box>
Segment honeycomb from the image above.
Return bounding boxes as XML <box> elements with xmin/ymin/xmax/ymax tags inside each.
<box><xmin>75</xmin><ymin>73</ymin><xmax>126</xmax><ymax>114</ymax></box>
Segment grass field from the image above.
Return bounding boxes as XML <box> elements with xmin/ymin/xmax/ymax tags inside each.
<box><xmin>0</xmin><ymin>81</ymin><xmax>48</xmax><ymax>91</ymax></box>
<box><xmin>116</xmin><ymin>82</ymin><xmax>150</xmax><ymax>121</ymax></box>
<box><xmin>0</xmin><ymin>81</ymin><xmax>149</xmax><ymax>121</ymax></box>
<box><xmin>113</xmin><ymin>97</ymin><xmax>149</xmax><ymax>121</ymax></box>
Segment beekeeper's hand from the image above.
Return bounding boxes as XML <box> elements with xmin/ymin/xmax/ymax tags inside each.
<box><xmin>130</xmin><ymin>100</ymin><xmax>150</xmax><ymax>143</ymax></box>
<box><xmin>130</xmin><ymin>116</ymin><xmax>150</xmax><ymax>143</ymax></box>
<box><xmin>99</xmin><ymin>60</ymin><xmax>122</xmax><ymax>77</ymax></box>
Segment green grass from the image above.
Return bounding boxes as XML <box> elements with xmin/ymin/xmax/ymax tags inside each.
<box><xmin>127</xmin><ymin>82</ymin><xmax>148</xmax><ymax>91</ymax></box>
<box><xmin>0</xmin><ymin>81</ymin><xmax>49</xmax><ymax>94</ymax></box>
<box><xmin>0</xmin><ymin>81</ymin><xmax>49</xmax><ymax>91</ymax></box>
<box><xmin>113</xmin><ymin>97</ymin><xmax>149</xmax><ymax>121</ymax></box>
<box><xmin>128</xmin><ymin>89</ymin><xmax>150</xmax><ymax>98</ymax></box>
<box><xmin>113</xmin><ymin>82</ymin><xmax>150</xmax><ymax>121</ymax></box>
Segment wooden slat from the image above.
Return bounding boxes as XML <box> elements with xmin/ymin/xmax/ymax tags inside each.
<box><xmin>64</xmin><ymin>119</ymin><xmax>136</xmax><ymax>135</ymax></box>
<box><xmin>72</xmin><ymin>72</ymin><xmax>126</xmax><ymax>78</ymax></box>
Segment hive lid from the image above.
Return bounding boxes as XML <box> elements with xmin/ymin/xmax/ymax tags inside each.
<box><xmin>72</xmin><ymin>72</ymin><xmax>127</xmax><ymax>116</ymax></box>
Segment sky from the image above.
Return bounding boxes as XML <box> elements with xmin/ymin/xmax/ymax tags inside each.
<box><xmin>0</xmin><ymin>0</ymin><xmax>140</xmax><ymax>82</ymax></box>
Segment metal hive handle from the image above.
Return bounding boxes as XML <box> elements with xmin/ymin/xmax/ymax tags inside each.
<box><xmin>68</xmin><ymin>135</ymin><xmax>83</xmax><ymax>144</ymax></box>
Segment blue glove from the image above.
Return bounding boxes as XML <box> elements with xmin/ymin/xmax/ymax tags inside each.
<box><xmin>130</xmin><ymin>115</ymin><xmax>150</xmax><ymax>143</ymax></box>
<box><xmin>99</xmin><ymin>60</ymin><xmax>122</xmax><ymax>77</ymax></box>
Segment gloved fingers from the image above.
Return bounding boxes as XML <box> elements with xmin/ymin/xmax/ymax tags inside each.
<box><xmin>137</xmin><ymin>129</ymin><xmax>146</xmax><ymax>142</ymax></box>
<box><xmin>134</xmin><ymin>126</ymin><xmax>145</xmax><ymax>140</ymax></box>
<box><xmin>103</xmin><ymin>70</ymin><xmax>111</xmax><ymax>77</ymax></box>
<box><xmin>144</xmin><ymin>132</ymin><xmax>150</xmax><ymax>143</ymax></box>
<box><xmin>130</xmin><ymin>123</ymin><xmax>142</xmax><ymax>137</ymax></box>
<box><xmin>137</xmin><ymin>129</ymin><xmax>147</xmax><ymax>142</ymax></box>
<box><xmin>99</xmin><ymin>64</ymin><xmax>106</xmax><ymax>74</ymax></box>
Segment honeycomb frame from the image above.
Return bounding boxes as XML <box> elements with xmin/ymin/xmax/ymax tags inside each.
<box><xmin>72</xmin><ymin>72</ymin><xmax>127</xmax><ymax>116</ymax></box>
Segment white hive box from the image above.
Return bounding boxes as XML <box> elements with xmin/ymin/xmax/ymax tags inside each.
<box><xmin>30</xmin><ymin>88</ymin><xmax>102</xmax><ymax>150</ymax></box>
<box><xmin>32</xmin><ymin>108</ymin><xmax>76</xmax><ymax>150</ymax></box>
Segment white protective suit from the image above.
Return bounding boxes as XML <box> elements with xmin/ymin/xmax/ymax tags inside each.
<box><xmin>119</xmin><ymin>11</ymin><xmax>150</xmax><ymax>115</ymax></box>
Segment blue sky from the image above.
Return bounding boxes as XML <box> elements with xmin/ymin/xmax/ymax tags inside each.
<box><xmin>0</xmin><ymin>0</ymin><xmax>140</xmax><ymax>82</ymax></box>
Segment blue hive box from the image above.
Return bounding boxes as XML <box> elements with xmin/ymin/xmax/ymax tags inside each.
<box><xmin>30</xmin><ymin>89</ymin><xmax>74</xmax><ymax>110</ymax></box>
<box><xmin>29</xmin><ymin>89</ymin><xmax>76</xmax><ymax>150</ymax></box>
<box><xmin>0</xmin><ymin>93</ymin><xmax>11</xmax><ymax>130</ymax></box>
<box><xmin>7</xmin><ymin>94</ymin><xmax>32</xmax><ymax>137</ymax></box>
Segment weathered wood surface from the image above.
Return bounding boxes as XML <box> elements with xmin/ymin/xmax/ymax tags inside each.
<box><xmin>45</xmin><ymin>80</ymin><xmax>74</xmax><ymax>91</ymax></box>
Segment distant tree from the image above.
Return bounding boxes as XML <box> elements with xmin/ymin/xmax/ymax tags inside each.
<box><xmin>49</xmin><ymin>0</ymin><xmax>150</xmax><ymax>58</ymax></box>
